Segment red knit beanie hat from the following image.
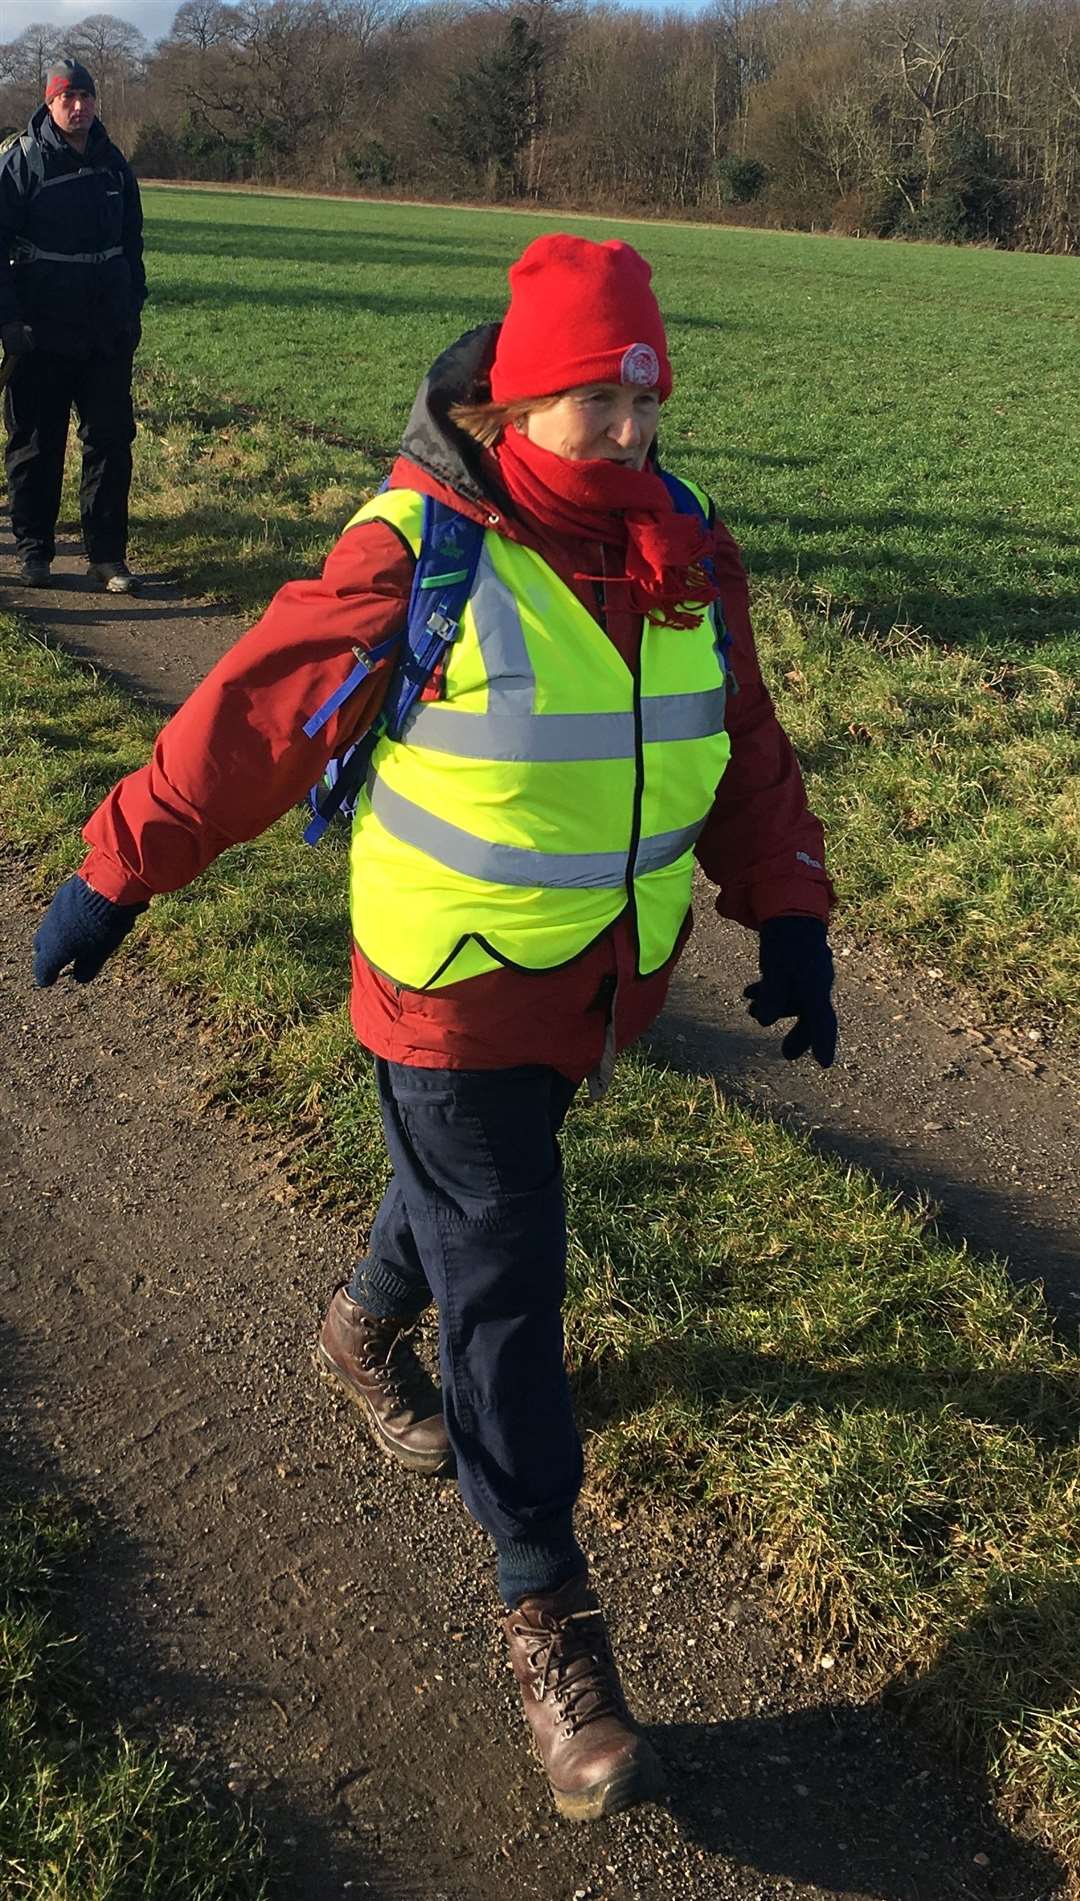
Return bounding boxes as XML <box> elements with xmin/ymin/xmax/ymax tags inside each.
<box><xmin>45</xmin><ymin>58</ymin><xmax>96</xmax><ymax>101</ymax></box>
<box><xmin>490</xmin><ymin>234</ymin><xmax>672</xmax><ymax>405</ymax></box>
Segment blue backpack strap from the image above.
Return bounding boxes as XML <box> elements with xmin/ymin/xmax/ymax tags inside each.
<box><xmin>303</xmin><ymin>494</ymin><xmax>486</xmax><ymax>844</ymax></box>
<box><xmin>301</xmin><ymin>632</ymin><xmax>400</xmax><ymax>743</ymax></box>
<box><xmin>381</xmin><ymin>495</ymin><xmax>485</xmax><ymax>739</ymax></box>
<box><xmin>658</xmin><ymin>467</ymin><xmax>735</xmax><ymax>684</ymax></box>
<box><xmin>658</xmin><ymin>468</ymin><xmax>707</xmax><ymax>532</ymax></box>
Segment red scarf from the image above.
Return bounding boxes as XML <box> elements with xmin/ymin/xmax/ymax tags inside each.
<box><xmin>494</xmin><ymin>429</ymin><xmax>721</xmax><ymax>629</ymax></box>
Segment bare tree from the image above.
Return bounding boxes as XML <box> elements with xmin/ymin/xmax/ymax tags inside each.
<box><xmin>100</xmin><ymin>0</ymin><xmax>1080</xmax><ymax>249</ymax></box>
<box><xmin>0</xmin><ymin>21</ymin><xmax>65</xmax><ymax>99</ymax></box>
<box><xmin>891</xmin><ymin>5</ymin><xmax>979</xmax><ymax>203</ymax></box>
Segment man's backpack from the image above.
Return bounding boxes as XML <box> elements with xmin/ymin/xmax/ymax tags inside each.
<box><xmin>0</xmin><ymin>131</ymin><xmax>45</xmax><ymax>192</ymax></box>
<box><xmin>302</xmin><ymin>472</ymin><xmax>722</xmax><ymax>845</ymax></box>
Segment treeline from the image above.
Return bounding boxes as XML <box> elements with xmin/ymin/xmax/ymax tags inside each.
<box><xmin>2</xmin><ymin>0</ymin><xmax>1078</xmax><ymax>252</ymax></box>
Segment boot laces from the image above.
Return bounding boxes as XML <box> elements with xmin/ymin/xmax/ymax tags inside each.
<box><xmin>516</xmin><ymin>1606</ymin><xmax>623</xmax><ymax>1735</ymax></box>
<box><xmin>359</xmin><ymin>1320</ymin><xmax>422</xmax><ymax>1406</ymax></box>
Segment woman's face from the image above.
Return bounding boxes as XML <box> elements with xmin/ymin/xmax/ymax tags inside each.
<box><xmin>521</xmin><ymin>383</ymin><xmax>661</xmax><ymax>469</ymax></box>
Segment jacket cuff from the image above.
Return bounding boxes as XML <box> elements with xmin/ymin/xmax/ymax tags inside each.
<box><xmin>79</xmin><ymin>850</ymin><xmax>154</xmax><ymax>907</ymax></box>
<box><xmin>747</xmin><ymin>875</ymin><xmax>834</xmax><ymax>928</ymax></box>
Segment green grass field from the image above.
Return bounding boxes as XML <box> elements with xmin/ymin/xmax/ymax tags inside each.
<box><xmin>128</xmin><ymin>188</ymin><xmax>1080</xmax><ymax>1039</ymax></box>
<box><xmin>142</xmin><ymin>188</ymin><xmax>1080</xmax><ymax>661</ymax></box>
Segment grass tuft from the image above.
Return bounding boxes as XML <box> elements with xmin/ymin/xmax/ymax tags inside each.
<box><xmin>0</xmin><ymin>1488</ymin><xmax>268</xmax><ymax>1899</ymax></box>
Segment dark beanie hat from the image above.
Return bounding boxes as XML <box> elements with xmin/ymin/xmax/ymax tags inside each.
<box><xmin>45</xmin><ymin>59</ymin><xmax>96</xmax><ymax>101</ymax></box>
<box><xmin>490</xmin><ymin>234</ymin><xmax>672</xmax><ymax>405</ymax></box>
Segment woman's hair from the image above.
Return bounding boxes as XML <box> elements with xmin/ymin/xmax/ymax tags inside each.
<box><xmin>448</xmin><ymin>393</ymin><xmax>559</xmax><ymax>448</ymax></box>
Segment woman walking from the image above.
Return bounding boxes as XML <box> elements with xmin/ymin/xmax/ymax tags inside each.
<box><xmin>34</xmin><ymin>233</ymin><xmax>836</xmax><ymax>1820</ymax></box>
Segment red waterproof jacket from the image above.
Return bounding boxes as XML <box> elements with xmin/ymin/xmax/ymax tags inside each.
<box><xmin>81</xmin><ymin>334</ymin><xmax>833</xmax><ymax>1083</ymax></box>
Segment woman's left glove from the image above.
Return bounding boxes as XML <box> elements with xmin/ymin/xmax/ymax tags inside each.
<box><xmin>744</xmin><ymin>916</ymin><xmax>837</xmax><ymax>1067</ymax></box>
<box><xmin>33</xmin><ymin>875</ymin><xmax>147</xmax><ymax>987</ymax></box>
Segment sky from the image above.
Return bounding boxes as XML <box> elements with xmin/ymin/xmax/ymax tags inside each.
<box><xmin>0</xmin><ymin>0</ymin><xmax>180</xmax><ymax>45</ymax></box>
<box><xmin>2</xmin><ymin>0</ymin><xmax>709</xmax><ymax>55</ymax></box>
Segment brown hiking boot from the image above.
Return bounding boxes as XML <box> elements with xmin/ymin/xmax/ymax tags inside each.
<box><xmin>503</xmin><ymin>1574</ymin><xmax>663</xmax><ymax>1822</ymax></box>
<box><xmin>315</xmin><ymin>1286</ymin><xmax>453</xmax><ymax>1476</ymax></box>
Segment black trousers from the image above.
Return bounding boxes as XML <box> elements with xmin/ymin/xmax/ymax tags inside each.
<box><xmin>4</xmin><ymin>346</ymin><xmax>135</xmax><ymax>565</ymax></box>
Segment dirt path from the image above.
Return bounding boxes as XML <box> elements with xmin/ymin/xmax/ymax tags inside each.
<box><xmin>1</xmin><ymin>527</ymin><xmax>1076</xmax><ymax>1901</ymax></box>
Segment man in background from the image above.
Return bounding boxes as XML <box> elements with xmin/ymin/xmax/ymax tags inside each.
<box><xmin>0</xmin><ymin>57</ymin><xmax>145</xmax><ymax>593</ymax></box>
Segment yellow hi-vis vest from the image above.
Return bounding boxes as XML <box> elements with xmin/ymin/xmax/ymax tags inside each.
<box><xmin>347</xmin><ymin>486</ymin><xmax>731</xmax><ymax>990</ymax></box>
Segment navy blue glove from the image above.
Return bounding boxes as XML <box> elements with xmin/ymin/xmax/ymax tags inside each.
<box><xmin>744</xmin><ymin>916</ymin><xmax>837</xmax><ymax>1067</ymax></box>
<box><xmin>33</xmin><ymin>875</ymin><xmax>146</xmax><ymax>987</ymax></box>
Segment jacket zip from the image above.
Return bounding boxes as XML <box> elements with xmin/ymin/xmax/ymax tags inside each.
<box><xmin>586</xmin><ymin>548</ymin><xmax>644</xmax><ymax>1101</ymax></box>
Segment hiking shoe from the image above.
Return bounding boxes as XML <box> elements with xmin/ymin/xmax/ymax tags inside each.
<box><xmin>315</xmin><ymin>1285</ymin><xmax>453</xmax><ymax>1476</ymax></box>
<box><xmin>21</xmin><ymin>558</ymin><xmax>50</xmax><ymax>587</ymax></box>
<box><xmin>503</xmin><ymin>1574</ymin><xmax>663</xmax><ymax>1822</ymax></box>
<box><xmin>87</xmin><ymin>560</ymin><xmax>139</xmax><ymax>594</ymax></box>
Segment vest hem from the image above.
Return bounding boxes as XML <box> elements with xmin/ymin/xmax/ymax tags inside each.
<box><xmin>360</xmin><ymin>912</ymin><xmax>634</xmax><ymax>994</ymax></box>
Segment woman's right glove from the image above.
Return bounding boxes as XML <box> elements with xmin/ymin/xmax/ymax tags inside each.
<box><xmin>33</xmin><ymin>875</ymin><xmax>147</xmax><ymax>987</ymax></box>
<box><xmin>744</xmin><ymin>915</ymin><xmax>838</xmax><ymax>1067</ymax></box>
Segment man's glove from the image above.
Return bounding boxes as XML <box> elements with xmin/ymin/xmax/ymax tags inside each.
<box><xmin>33</xmin><ymin>875</ymin><xmax>147</xmax><ymax>987</ymax></box>
<box><xmin>744</xmin><ymin>916</ymin><xmax>838</xmax><ymax>1067</ymax></box>
<box><xmin>0</xmin><ymin>320</ymin><xmax>34</xmax><ymax>357</ymax></box>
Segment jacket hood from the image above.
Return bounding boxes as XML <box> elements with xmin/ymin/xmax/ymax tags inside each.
<box><xmin>399</xmin><ymin>323</ymin><xmax>513</xmax><ymax>516</ymax></box>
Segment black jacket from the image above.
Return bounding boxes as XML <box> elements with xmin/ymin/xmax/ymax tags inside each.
<box><xmin>0</xmin><ymin>105</ymin><xmax>145</xmax><ymax>355</ymax></box>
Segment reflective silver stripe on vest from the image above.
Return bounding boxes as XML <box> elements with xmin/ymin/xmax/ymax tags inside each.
<box><xmin>636</xmin><ymin>819</ymin><xmax>708</xmax><ymax>872</ymax></box>
<box><xmin>368</xmin><ymin>773</ymin><xmax>703</xmax><ymax>888</ymax></box>
<box><xmin>404</xmin><ymin>705</ymin><xmax>633</xmax><ymax>761</ymax></box>
<box><xmin>470</xmin><ymin>545</ymin><xmax>536</xmax><ymax>711</ymax></box>
<box><xmin>643</xmin><ymin>688</ymin><xmax>727</xmax><ymax>744</ymax></box>
<box><xmin>21</xmin><ymin>243</ymin><xmax>123</xmax><ymax>263</ymax></box>
<box><xmin>403</xmin><ymin>686</ymin><xmax>727</xmax><ymax>761</ymax></box>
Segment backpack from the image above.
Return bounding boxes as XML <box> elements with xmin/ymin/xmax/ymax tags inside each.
<box><xmin>0</xmin><ymin>131</ymin><xmax>45</xmax><ymax>192</ymax></box>
<box><xmin>302</xmin><ymin>471</ymin><xmax>724</xmax><ymax>845</ymax></box>
<box><xmin>303</xmin><ymin>494</ymin><xmax>487</xmax><ymax>843</ymax></box>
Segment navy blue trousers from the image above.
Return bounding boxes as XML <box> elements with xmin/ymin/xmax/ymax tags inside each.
<box><xmin>347</xmin><ymin>1060</ymin><xmax>586</xmax><ymax>1604</ymax></box>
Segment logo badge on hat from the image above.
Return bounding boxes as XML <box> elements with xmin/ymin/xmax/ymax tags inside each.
<box><xmin>620</xmin><ymin>343</ymin><xmax>660</xmax><ymax>388</ymax></box>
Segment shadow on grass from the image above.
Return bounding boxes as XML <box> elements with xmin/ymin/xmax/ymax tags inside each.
<box><xmin>719</xmin><ymin>448</ymin><xmax>820</xmax><ymax>470</ymax></box>
<box><xmin>579</xmin><ymin>1337</ymin><xmax>1079</xmax><ymax>1455</ymax></box>
<box><xmin>155</xmin><ymin>275</ymin><xmax>502</xmax><ymax>328</ymax></box>
<box><xmin>127</xmin><ymin>505</ymin><xmax>344</xmax><ymax>608</ymax></box>
<box><xmin>892</xmin><ymin>1574</ymin><xmax>1080</xmax><ymax>1868</ymax></box>
<box><xmin>139</xmin><ymin>381</ymin><xmax>395</xmax><ymax>462</ymax></box>
<box><xmin>654</xmin><ymin>1699</ymin><xmax>1065</xmax><ymax>1899</ymax></box>
<box><xmin>571</xmin><ymin>1299</ymin><xmax>1075</xmax><ymax>1889</ymax></box>
<box><xmin>0</xmin><ymin>1317</ymin><xmax>374</xmax><ymax>1901</ymax></box>
<box><xmin>146</xmin><ymin>222</ymin><xmax>516</xmax><ymax>273</ymax></box>
<box><xmin>648</xmin><ymin>1004</ymin><xmax>1080</xmax><ymax>1330</ymax></box>
<box><xmin>719</xmin><ymin>504</ymin><xmax>1080</xmax><ymax>651</ymax></box>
